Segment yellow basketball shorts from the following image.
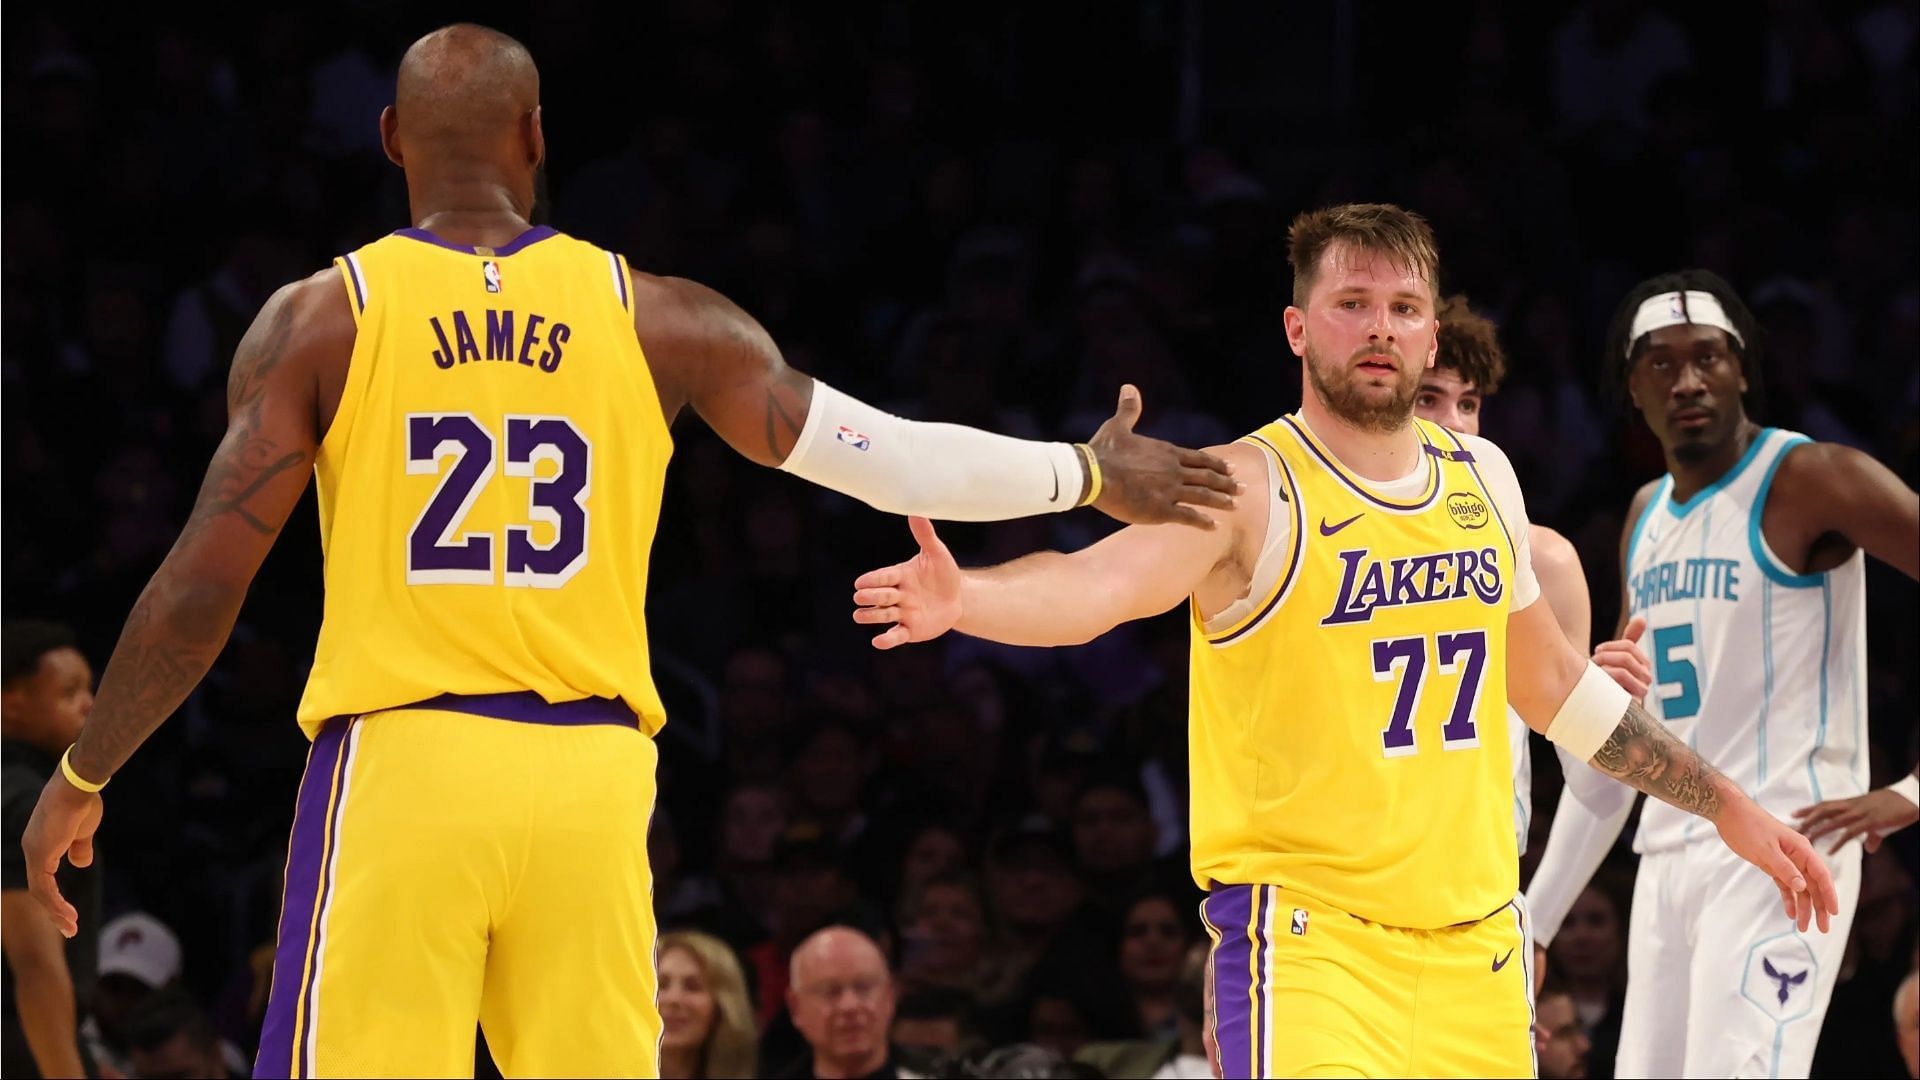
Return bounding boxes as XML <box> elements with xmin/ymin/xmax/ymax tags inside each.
<box><xmin>254</xmin><ymin>693</ymin><xmax>662</xmax><ymax>1078</ymax></box>
<box><xmin>1201</xmin><ymin>884</ymin><xmax>1536</xmax><ymax>1078</ymax></box>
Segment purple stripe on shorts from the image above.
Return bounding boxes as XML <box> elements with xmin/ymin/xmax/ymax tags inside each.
<box><xmin>255</xmin><ymin>720</ymin><xmax>350</xmax><ymax>1079</ymax></box>
<box><xmin>1206</xmin><ymin>885</ymin><xmax>1258</xmax><ymax>1079</ymax></box>
<box><xmin>1252</xmin><ymin>886</ymin><xmax>1272</xmax><ymax>1076</ymax></box>
<box><xmin>392</xmin><ymin>225</ymin><xmax>558</xmax><ymax>256</ymax></box>
<box><xmin>614</xmin><ymin>255</ymin><xmax>631</xmax><ymax>309</ymax></box>
<box><xmin>411</xmin><ymin>690</ymin><xmax>638</xmax><ymax>727</ymax></box>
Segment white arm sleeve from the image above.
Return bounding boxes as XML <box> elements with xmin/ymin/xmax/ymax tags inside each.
<box><xmin>1525</xmin><ymin>778</ymin><xmax>1636</xmax><ymax>945</ymax></box>
<box><xmin>776</xmin><ymin>380</ymin><xmax>1087</xmax><ymax>520</ymax></box>
<box><xmin>1456</xmin><ymin>434</ymin><xmax>1541</xmax><ymax>611</ymax></box>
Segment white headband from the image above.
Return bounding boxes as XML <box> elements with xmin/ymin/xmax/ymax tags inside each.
<box><xmin>1626</xmin><ymin>290</ymin><xmax>1743</xmax><ymax>357</ymax></box>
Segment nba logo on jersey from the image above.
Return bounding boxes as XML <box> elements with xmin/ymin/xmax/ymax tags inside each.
<box><xmin>835</xmin><ymin>425</ymin><xmax>871</xmax><ymax>451</ymax></box>
<box><xmin>482</xmin><ymin>260</ymin><xmax>503</xmax><ymax>293</ymax></box>
<box><xmin>1291</xmin><ymin>908</ymin><xmax>1309</xmax><ymax>936</ymax></box>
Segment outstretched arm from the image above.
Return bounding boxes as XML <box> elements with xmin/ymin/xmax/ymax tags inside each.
<box><xmin>22</xmin><ymin>270</ymin><xmax>348</xmax><ymax>935</ymax></box>
<box><xmin>629</xmin><ymin>271</ymin><xmax>1238</xmax><ymax>526</ymax></box>
<box><xmin>855</xmin><ymin>512</ymin><xmax>1234</xmax><ymax>649</ymax></box>
<box><xmin>850</xmin><ymin>444</ymin><xmax>1258</xmax><ymax>648</ymax></box>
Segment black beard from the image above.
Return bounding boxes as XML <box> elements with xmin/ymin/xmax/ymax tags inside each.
<box><xmin>1306</xmin><ymin>345</ymin><xmax>1416</xmax><ymax>433</ymax></box>
<box><xmin>1671</xmin><ymin>437</ymin><xmax>1715</xmax><ymax>464</ymax></box>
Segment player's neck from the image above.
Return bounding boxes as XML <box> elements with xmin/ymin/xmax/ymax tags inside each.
<box><xmin>1297</xmin><ymin>396</ymin><xmax>1424</xmax><ymax>482</ymax></box>
<box><xmin>407</xmin><ymin>177</ymin><xmax>536</xmax><ymax>249</ymax></box>
<box><xmin>1664</xmin><ymin>419</ymin><xmax>1764</xmax><ymax>503</ymax></box>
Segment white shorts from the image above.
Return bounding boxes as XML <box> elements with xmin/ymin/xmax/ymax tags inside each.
<box><xmin>1616</xmin><ymin>839</ymin><xmax>1861</xmax><ymax>1078</ymax></box>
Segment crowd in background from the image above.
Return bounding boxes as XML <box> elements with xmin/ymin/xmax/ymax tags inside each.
<box><xmin>4</xmin><ymin>0</ymin><xmax>1917</xmax><ymax>1076</ymax></box>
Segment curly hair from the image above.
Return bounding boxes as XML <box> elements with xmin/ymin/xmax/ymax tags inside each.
<box><xmin>1602</xmin><ymin>268</ymin><xmax>1765</xmax><ymax>415</ymax></box>
<box><xmin>1433</xmin><ymin>295</ymin><xmax>1507</xmax><ymax>394</ymax></box>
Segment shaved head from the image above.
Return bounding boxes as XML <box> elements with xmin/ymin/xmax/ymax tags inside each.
<box><xmin>382</xmin><ymin>24</ymin><xmax>545</xmax><ymax>225</ymax></box>
<box><xmin>790</xmin><ymin>926</ymin><xmax>888</xmax><ymax>986</ymax></box>
<box><xmin>788</xmin><ymin>927</ymin><xmax>894</xmax><ymax>1076</ymax></box>
<box><xmin>395</xmin><ymin>24</ymin><xmax>539</xmax><ymax>149</ymax></box>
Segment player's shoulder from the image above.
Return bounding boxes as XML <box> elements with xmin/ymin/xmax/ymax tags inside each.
<box><xmin>1767</xmin><ymin>436</ymin><xmax>1868</xmax><ymax>486</ymax></box>
<box><xmin>1625</xmin><ymin>474</ymin><xmax>1664</xmax><ymax>521</ymax></box>
<box><xmin>1763</xmin><ymin>435</ymin><xmax>1906</xmax><ymax>516</ymax></box>
<box><xmin>1451</xmin><ymin>430</ymin><xmax>1516</xmax><ymax>472</ymax></box>
<box><xmin>251</xmin><ymin>266</ymin><xmax>356</xmax><ymax>359</ymax></box>
<box><xmin>1527</xmin><ymin>523</ymin><xmax>1581</xmax><ymax>576</ymax></box>
<box><xmin>1215</xmin><ymin>439</ymin><xmax>1272</xmax><ymax>477</ymax></box>
<box><xmin>627</xmin><ymin>269</ymin><xmax>724</xmax><ymax>316</ymax></box>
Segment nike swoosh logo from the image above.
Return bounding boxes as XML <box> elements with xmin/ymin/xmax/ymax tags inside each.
<box><xmin>1491</xmin><ymin>949</ymin><xmax>1514</xmax><ymax>972</ymax></box>
<box><xmin>1319</xmin><ymin>513</ymin><xmax>1364</xmax><ymax>536</ymax></box>
<box><xmin>1049</xmin><ymin>463</ymin><xmax>1059</xmax><ymax>503</ymax></box>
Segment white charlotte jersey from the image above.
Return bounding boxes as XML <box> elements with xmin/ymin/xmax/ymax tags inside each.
<box><xmin>1510</xmin><ymin>706</ymin><xmax>1531</xmax><ymax>855</ymax></box>
<box><xmin>1626</xmin><ymin>428</ymin><xmax>1868</xmax><ymax>855</ymax></box>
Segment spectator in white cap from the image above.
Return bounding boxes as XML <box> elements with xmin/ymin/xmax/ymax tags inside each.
<box><xmin>86</xmin><ymin>911</ymin><xmax>184</xmax><ymax>1074</ymax></box>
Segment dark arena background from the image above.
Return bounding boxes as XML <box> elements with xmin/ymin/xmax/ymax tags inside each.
<box><xmin>3</xmin><ymin>1</ymin><xmax>1916</xmax><ymax>1077</ymax></box>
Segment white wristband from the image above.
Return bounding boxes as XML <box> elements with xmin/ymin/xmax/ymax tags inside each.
<box><xmin>1890</xmin><ymin>774</ymin><xmax>1920</xmax><ymax>808</ymax></box>
<box><xmin>1546</xmin><ymin>662</ymin><xmax>1633</xmax><ymax>763</ymax></box>
<box><xmin>777</xmin><ymin>380</ymin><xmax>1086</xmax><ymax>520</ymax></box>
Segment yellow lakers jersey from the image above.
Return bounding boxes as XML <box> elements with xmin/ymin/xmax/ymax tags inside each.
<box><xmin>295</xmin><ymin>226</ymin><xmax>671</xmax><ymax>738</ymax></box>
<box><xmin>1188</xmin><ymin>415</ymin><xmax>1516</xmax><ymax>928</ymax></box>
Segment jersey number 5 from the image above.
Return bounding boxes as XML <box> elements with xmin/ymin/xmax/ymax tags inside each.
<box><xmin>406</xmin><ymin>412</ymin><xmax>591</xmax><ymax>587</ymax></box>
<box><xmin>1373</xmin><ymin>630</ymin><xmax>1489</xmax><ymax>757</ymax></box>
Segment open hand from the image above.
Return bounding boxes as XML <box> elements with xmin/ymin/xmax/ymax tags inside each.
<box><xmin>20</xmin><ymin>771</ymin><xmax>103</xmax><ymax>937</ymax></box>
<box><xmin>853</xmin><ymin>517</ymin><xmax>963</xmax><ymax>650</ymax></box>
<box><xmin>1087</xmin><ymin>385</ymin><xmax>1239</xmax><ymax>529</ymax></box>
<box><xmin>1714</xmin><ymin>798</ymin><xmax>1842</xmax><ymax>934</ymax></box>
<box><xmin>1792</xmin><ymin>788</ymin><xmax>1919</xmax><ymax>855</ymax></box>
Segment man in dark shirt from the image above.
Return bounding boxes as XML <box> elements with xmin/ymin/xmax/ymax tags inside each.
<box><xmin>2</xmin><ymin>620</ymin><xmax>100</xmax><ymax>1078</ymax></box>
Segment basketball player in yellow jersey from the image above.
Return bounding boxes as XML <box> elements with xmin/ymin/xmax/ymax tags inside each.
<box><xmin>852</xmin><ymin>203</ymin><xmax>1841</xmax><ymax>1077</ymax></box>
<box><xmin>18</xmin><ymin>24</ymin><xmax>1238</xmax><ymax>1080</ymax></box>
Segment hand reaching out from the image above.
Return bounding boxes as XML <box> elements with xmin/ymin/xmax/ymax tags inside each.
<box><xmin>852</xmin><ymin>517</ymin><xmax>963</xmax><ymax>650</ymax></box>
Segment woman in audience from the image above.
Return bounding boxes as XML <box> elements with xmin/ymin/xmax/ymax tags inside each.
<box><xmin>657</xmin><ymin>931</ymin><xmax>759</xmax><ymax>1079</ymax></box>
<box><xmin>1548</xmin><ymin>870</ymin><xmax>1633</xmax><ymax>1079</ymax></box>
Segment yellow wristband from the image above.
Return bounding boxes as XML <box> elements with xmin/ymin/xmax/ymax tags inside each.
<box><xmin>59</xmin><ymin>748</ymin><xmax>107</xmax><ymax>793</ymax></box>
<box><xmin>1076</xmin><ymin>443</ymin><xmax>1104</xmax><ymax>508</ymax></box>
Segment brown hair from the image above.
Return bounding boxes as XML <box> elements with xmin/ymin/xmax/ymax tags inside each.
<box><xmin>658</xmin><ymin>931</ymin><xmax>759</xmax><ymax>1078</ymax></box>
<box><xmin>1287</xmin><ymin>203</ymin><xmax>1441</xmax><ymax>308</ymax></box>
<box><xmin>1433</xmin><ymin>294</ymin><xmax>1507</xmax><ymax>394</ymax></box>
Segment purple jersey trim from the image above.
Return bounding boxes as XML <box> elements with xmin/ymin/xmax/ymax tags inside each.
<box><xmin>393</xmin><ymin>225</ymin><xmax>559</xmax><ymax>256</ymax></box>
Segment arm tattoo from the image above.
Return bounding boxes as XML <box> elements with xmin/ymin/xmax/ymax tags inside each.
<box><xmin>178</xmin><ymin>296</ymin><xmax>309</xmax><ymax>543</ymax></box>
<box><xmin>763</xmin><ymin>386</ymin><xmax>804</xmax><ymax>460</ymax></box>
<box><xmin>1591</xmin><ymin>699</ymin><xmax>1724</xmax><ymax>819</ymax></box>
<box><xmin>70</xmin><ymin>581</ymin><xmax>238</xmax><ymax>778</ymax></box>
<box><xmin>71</xmin><ymin>290</ymin><xmax>312</xmax><ymax>778</ymax></box>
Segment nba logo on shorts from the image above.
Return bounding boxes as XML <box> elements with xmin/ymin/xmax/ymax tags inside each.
<box><xmin>1292</xmin><ymin>908</ymin><xmax>1309</xmax><ymax>936</ymax></box>
<box><xmin>835</xmin><ymin>425</ymin><xmax>871</xmax><ymax>451</ymax></box>
<box><xmin>483</xmin><ymin>260</ymin><xmax>503</xmax><ymax>293</ymax></box>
